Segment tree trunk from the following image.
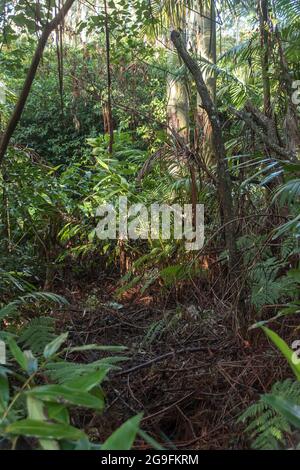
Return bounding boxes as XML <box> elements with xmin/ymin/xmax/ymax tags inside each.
<box><xmin>0</xmin><ymin>0</ymin><xmax>76</xmax><ymax>166</ymax></box>
<box><xmin>104</xmin><ymin>0</ymin><xmax>114</xmax><ymax>154</ymax></box>
<box><xmin>171</xmin><ymin>30</ymin><xmax>238</xmax><ymax>274</ymax></box>
<box><xmin>275</xmin><ymin>28</ymin><xmax>300</xmax><ymax>158</ymax></box>
<box><xmin>258</xmin><ymin>0</ymin><xmax>271</xmax><ymax>119</ymax></box>
<box><xmin>193</xmin><ymin>1</ymin><xmax>216</xmax><ymax>166</ymax></box>
<box><xmin>166</xmin><ymin>54</ymin><xmax>190</xmax><ymax>143</ymax></box>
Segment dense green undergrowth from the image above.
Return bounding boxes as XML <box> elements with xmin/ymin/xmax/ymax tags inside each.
<box><xmin>0</xmin><ymin>0</ymin><xmax>300</xmax><ymax>450</ymax></box>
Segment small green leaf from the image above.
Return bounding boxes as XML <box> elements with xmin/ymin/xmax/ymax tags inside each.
<box><xmin>65</xmin><ymin>367</ymin><xmax>109</xmax><ymax>391</ymax></box>
<box><xmin>46</xmin><ymin>402</ymin><xmax>70</xmax><ymax>424</ymax></box>
<box><xmin>101</xmin><ymin>414</ymin><xmax>142</xmax><ymax>450</ymax></box>
<box><xmin>74</xmin><ymin>436</ymin><xmax>92</xmax><ymax>450</ymax></box>
<box><xmin>138</xmin><ymin>429</ymin><xmax>164</xmax><ymax>450</ymax></box>
<box><xmin>262</xmin><ymin>326</ymin><xmax>300</xmax><ymax>380</ymax></box>
<box><xmin>23</xmin><ymin>350</ymin><xmax>38</xmax><ymax>373</ymax></box>
<box><xmin>27</xmin><ymin>396</ymin><xmax>46</xmax><ymax>420</ymax></box>
<box><xmin>263</xmin><ymin>395</ymin><xmax>300</xmax><ymax>429</ymax></box>
<box><xmin>96</xmin><ymin>158</ymin><xmax>109</xmax><ymax>170</ymax></box>
<box><xmin>6</xmin><ymin>419</ymin><xmax>85</xmax><ymax>440</ymax></box>
<box><xmin>26</xmin><ymin>396</ymin><xmax>59</xmax><ymax>450</ymax></box>
<box><xmin>7</xmin><ymin>337</ymin><xmax>27</xmax><ymax>371</ymax></box>
<box><xmin>0</xmin><ymin>373</ymin><xmax>9</xmax><ymax>409</ymax></box>
<box><xmin>44</xmin><ymin>332</ymin><xmax>68</xmax><ymax>359</ymax></box>
<box><xmin>27</xmin><ymin>384</ymin><xmax>104</xmax><ymax>409</ymax></box>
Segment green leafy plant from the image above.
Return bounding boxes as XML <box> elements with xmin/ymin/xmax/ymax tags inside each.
<box><xmin>240</xmin><ymin>323</ymin><xmax>300</xmax><ymax>449</ymax></box>
<box><xmin>0</xmin><ymin>323</ymin><xmax>142</xmax><ymax>450</ymax></box>
<box><xmin>0</xmin><ymin>290</ymin><xmax>141</xmax><ymax>450</ymax></box>
<box><xmin>239</xmin><ymin>379</ymin><xmax>300</xmax><ymax>449</ymax></box>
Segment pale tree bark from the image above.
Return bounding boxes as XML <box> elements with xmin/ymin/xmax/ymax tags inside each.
<box><xmin>166</xmin><ymin>48</ymin><xmax>198</xmax><ymax>224</ymax></box>
<box><xmin>166</xmin><ymin>51</ymin><xmax>190</xmax><ymax>143</ymax></box>
<box><xmin>0</xmin><ymin>0</ymin><xmax>76</xmax><ymax>166</ymax></box>
<box><xmin>171</xmin><ymin>30</ymin><xmax>238</xmax><ymax>274</ymax></box>
<box><xmin>194</xmin><ymin>1</ymin><xmax>216</xmax><ymax>101</ymax></box>
<box><xmin>166</xmin><ymin>22</ymin><xmax>197</xmax><ymax>225</ymax></box>
<box><xmin>192</xmin><ymin>0</ymin><xmax>216</xmax><ymax>166</ymax></box>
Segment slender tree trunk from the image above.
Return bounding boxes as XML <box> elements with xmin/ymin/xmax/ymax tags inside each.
<box><xmin>258</xmin><ymin>0</ymin><xmax>271</xmax><ymax>119</ymax></box>
<box><xmin>166</xmin><ymin>55</ymin><xmax>190</xmax><ymax>143</ymax></box>
<box><xmin>166</xmin><ymin>26</ymin><xmax>196</xmax><ymax>225</ymax></box>
<box><xmin>275</xmin><ymin>28</ymin><xmax>300</xmax><ymax>157</ymax></box>
<box><xmin>193</xmin><ymin>1</ymin><xmax>216</xmax><ymax>166</ymax></box>
<box><xmin>1</xmin><ymin>169</ymin><xmax>12</xmax><ymax>252</ymax></box>
<box><xmin>171</xmin><ymin>30</ymin><xmax>238</xmax><ymax>274</ymax></box>
<box><xmin>257</xmin><ymin>0</ymin><xmax>282</xmax><ymax>221</ymax></box>
<box><xmin>104</xmin><ymin>0</ymin><xmax>114</xmax><ymax>154</ymax></box>
<box><xmin>0</xmin><ymin>0</ymin><xmax>76</xmax><ymax>166</ymax></box>
<box><xmin>194</xmin><ymin>1</ymin><xmax>216</xmax><ymax>101</ymax></box>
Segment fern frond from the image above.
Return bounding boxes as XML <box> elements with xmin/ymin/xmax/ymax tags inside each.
<box><xmin>0</xmin><ymin>292</ymin><xmax>67</xmax><ymax>320</ymax></box>
<box><xmin>250</xmin><ymin>258</ymin><xmax>297</xmax><ymax>309</ymax></box>
<box><xmin>45</xmin><ymin>357</ymin><xmax>127</xmax><ymax>384</ymax></box>
<box><xmin>240</xmin><ymin>380</ymin><xmax>300</xmax><ymax>449</ymax></box>
<box><xmin>273</xmin><ymin>179</ymin><xmax>300</xmax><ymax>206</ymax></box>
<box><xmin>281</xmin><ymin>237</ymin><xmax>299</xmax><ymax>259</ymax></box>
<box><xmin>18</xmin><ymin>317</ymin><xmax>56</xmax><ymax>354</ymax></box>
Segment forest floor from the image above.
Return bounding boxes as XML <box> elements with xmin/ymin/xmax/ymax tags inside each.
<box><xmin>51</xmin><ymin>273</ymin><xmax>291</xmax><ymax>450</ymax></box>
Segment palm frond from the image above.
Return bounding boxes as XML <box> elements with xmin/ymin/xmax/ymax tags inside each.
<box><xmin>18</xmin><ymin>317</ymin><xmax>56</xmax><ymax>354</ymax></box>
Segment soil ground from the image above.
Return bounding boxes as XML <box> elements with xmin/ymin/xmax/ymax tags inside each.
<box><xmin>52</xmin><ymin>274</ymin><xmax>291</xmax><ymax>450</ymax></box>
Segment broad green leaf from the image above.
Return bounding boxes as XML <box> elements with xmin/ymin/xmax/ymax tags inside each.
<box><xmin>27</xmin><ymin>396</ymin><xmax>46</xmax><ymax>420</ymax></box>
<box><xmin>7</xmin><ymin>337</ymin><xmax>27</xmax><ymax>371</ymax></box>
<box><xmin>27</xmin><ymin>384</ymin><xmax>104</xmax><ymax>410</ymax></box>
<box><xmin>0</xmin><ymin>373</ymin><xmax>9</xmax><ymax>410</ymax></box>
<box><xmin>96</xmin><ymin>158</ymin><xmax>109</xmax><ymax>170</ymax></box>
<box><xmin>65</xmin><ymin>367</ymin><xmax>109</xmax><ymax>391</ymax></box>
<box><xmin>6</xmin><ymin>419</ymin><xmax>84</xmax><ymax>440</ymax></box>
<box><xmin>263</xmin><ymin>395</ymin><xmax>300</xmax><ymax>429</ymax></box>
<box><xmin>262</xmin><ymin>326</ymin><xmax>300</xmax><ymax>380</ymax></box>
<box><xmin>97</xmin><ymin>356</ymin><xmax>129</xmax><ymax>365</ymax></box>
<box><xmin>272</xmin><ymin>214</ymin><xmax>300</xmax><ymax>240</ymax></box>
<box><xmin>101</xmin><ymin>414</ymin><xmax>142</xmax><ymax>450</ymax></box>
<box><xmin>23</xmin><ymin>350</ymin><xmax>38</xmax><ymax>373</ymax></box>
<box><xmin>27</xmin><ymin>396</ymin><xmax>59</xmax><ymax>450</ymax></box>
<box><xmin>138</xmin><ymin>429</ymin><xmax>164</xmax><ymax>450</ymax></box>
<box><xmin>46</xmin><ymin>402</ymin><xmax>70</xmax><ymax>424</ymax></box>
<box><xmin>90</xmin><ymin>385</ymin><xmax>105</xmax><ymax>402</ymax></box>
<box><xmin>75</xmin><ymin>436</ymin><xmax>92</xmax><ymax>450</ymax></box>
<box><xmin>44</xmin><ymin>332</ymin><xmax>68</xmax><ymax>359</ymax></box>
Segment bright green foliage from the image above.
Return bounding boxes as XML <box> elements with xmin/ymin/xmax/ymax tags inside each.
<box><xmin>101</xmin><ymin>414</ymin><xmax>142</xmax><ymax>450</ymax></box>
<box><xmin>239</xmin><ymin>380</ymin><xmax>300</xmax><ymax>449</ymax></box>
<box><xmin>0</xmin><ymin>0</ymin><xmax>300</xmax><ymax>452</ymax></box>
<box><xmin>0</xmin><ymin>293</ymin><xmax>138</xmax><ymax>450</ymax></box>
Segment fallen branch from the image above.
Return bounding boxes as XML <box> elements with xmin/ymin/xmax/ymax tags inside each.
<box><xmin>116</xmin><ymin>345</ymin><xmax>216</xmax><ymax>376</ymax></box>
